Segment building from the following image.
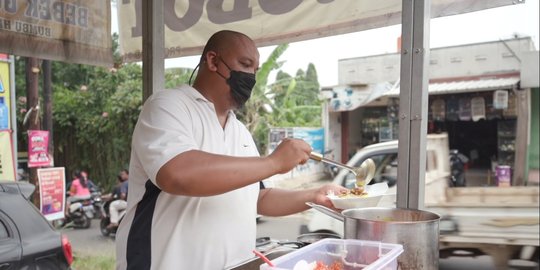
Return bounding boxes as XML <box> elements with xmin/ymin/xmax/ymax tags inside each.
<box><xmin>322</xmin><ymin>37</ymin><xmax>539</xmax><ymax>186</ymax></box>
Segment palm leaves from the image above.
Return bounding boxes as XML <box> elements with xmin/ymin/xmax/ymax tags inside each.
<box><xmin>238</xmin><ymin>44</ymin><xmax>322</xmax><ymax>154</ymax></box>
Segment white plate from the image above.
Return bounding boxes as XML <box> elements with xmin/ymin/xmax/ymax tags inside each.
<box><xmin>327</xmin><ymin>182</ymin><xmax>389</xmax><ymax>209</ymax></box>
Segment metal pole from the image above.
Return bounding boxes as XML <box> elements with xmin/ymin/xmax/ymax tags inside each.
<box><xmin>9</xmin><ymin>56</ymin><xmax>17</xmax><ymax>178</ymax></box>
<box><xmin>142</xmin><ymin>0</ymin><xmax>165</xmax><ymax>103</ymax></box>
<box><xmin>396</xmin><ymin>0</ymin><xmax>430</xmax><ymax>210</ymax></box>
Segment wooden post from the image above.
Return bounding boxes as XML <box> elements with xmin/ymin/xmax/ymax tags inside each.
<box><xmin>25</xmin><ymin>57</ymin><xmax>41</xmax><ymax>208</ymax></box>
<box><xmin>42</xmin><ymin>60</ymin><xmax>53</xmax><ymax>164</ymax></box>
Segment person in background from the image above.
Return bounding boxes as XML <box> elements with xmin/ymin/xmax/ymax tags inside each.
<box><xmin>107</xmin><ymin>169</ymin><xmax>128</xmax><ymax>230</ymax></box>
<box><xmin>80</xmin><ymin>170</ymin><xmax>98</xmax><ymax>192</ymax></box>
<box><xmin>65</xmin><ymin>170</ymin><xmax>91</xmax><ymax>217</ymax></box>
<box><xmin>115</xmin><ymin>30</ymin><xmax>348</xmax><ymax>269</ymax></box>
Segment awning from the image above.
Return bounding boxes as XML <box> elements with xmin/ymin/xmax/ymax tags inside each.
<box><xmin>117</xmin><ymin>0</ymin><xmax>517</xmax><ymax>62</ymax></box>
<box><xmin>384</xmin><ymin>77</ymin><xmax>520</xmax><ymax>97</ymax></box>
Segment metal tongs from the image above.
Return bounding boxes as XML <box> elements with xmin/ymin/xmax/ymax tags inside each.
<box><xmin>309</xmin><ymin>152</ymin><xmax>376</xmax><ymax>188</ymax></box>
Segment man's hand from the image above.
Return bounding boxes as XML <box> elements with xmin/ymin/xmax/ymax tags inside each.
<box><xmin>267</xmin><ymin>138</ymin><xmax>312</xmax><ymax>174</ymax></box>
<box><xmin>310</xmin><ymin>184</ymin><xmax>349</xmax><ymax>211</ymax></box>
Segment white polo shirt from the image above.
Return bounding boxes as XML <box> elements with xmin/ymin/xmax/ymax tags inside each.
<box><xmin>116</xmin><ymin>85</ymin><xmax>260</xmax><ymax>270</ymax></box>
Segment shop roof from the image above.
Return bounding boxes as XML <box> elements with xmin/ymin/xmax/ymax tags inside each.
<box><xmin>384</xmin><ymin>77</ymin><xmax>520</xmax><ymax>97</ymax></box>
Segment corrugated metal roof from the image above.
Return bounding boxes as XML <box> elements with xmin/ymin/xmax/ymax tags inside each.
<box><xmin>384</xmin><ymin>77</ymin><xmax>520</xmax><ymax>97</ymax></box>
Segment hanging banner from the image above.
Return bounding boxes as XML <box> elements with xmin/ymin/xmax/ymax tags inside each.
<box><xmin>0</xmin><ymin>130</ymin><xmax>16</xmax><ymax>180</ymax></box>
<box><xmin>38</xmin><ymin>167</ymin><xmax>66</xmax><ymax>221</ymax></box>
<box><xmin>0</xmin><ymin>0</ymin><xmax>112</xmax><ymax>67</ymax></box>
<box><xmin>28</xmin><ymin>130</ymin><xmax>51</xmax><ymax>168</ymax></box>
<box><xmin>117</xmin><ymin>0</ymin><xmax>516</xmax><ymax>62</ymax></box>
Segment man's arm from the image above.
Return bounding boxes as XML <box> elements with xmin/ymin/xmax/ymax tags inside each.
<box><xmin>256</xmin><ymin>184</ymin><xmax>348</xmax><ymax>217</ymax></box>
<box><xmin>156</xmin><ymin>138</ymin><xmax>311</xmax><ymax>196</ymax></box>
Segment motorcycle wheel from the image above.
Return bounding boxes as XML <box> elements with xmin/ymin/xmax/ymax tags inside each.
<box><xmin>100</xmin><ymin>218</ymin><xmax>111</xmax><ymax>237</ymax></box>
<box><xmin>80</xmin><ymin>214</ymin><xmax>91</xmax><ymax>229</ymax></box>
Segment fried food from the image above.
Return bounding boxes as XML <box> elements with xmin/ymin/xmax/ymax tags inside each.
<box><xmin>337</xmin><ymin>187</ymin><xmax>368</xmax><ymax>198</ymax></box>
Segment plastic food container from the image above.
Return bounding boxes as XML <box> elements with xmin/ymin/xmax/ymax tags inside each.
<box><xmin>260</xmin><ymin>238</ymin><xmax>403</xmax><ymax>270</ymax></box>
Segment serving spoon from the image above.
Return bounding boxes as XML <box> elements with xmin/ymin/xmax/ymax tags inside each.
<box><xmin>309</xmin><ymin>152</ymin><xmax>376</xmax><ymax>189</ymax></box>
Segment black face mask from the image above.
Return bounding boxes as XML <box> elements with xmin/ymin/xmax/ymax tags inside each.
<box><xmin>216</xmin><ymin>57</ymin><xmax>256</xmax><ymax>108</ymax></box>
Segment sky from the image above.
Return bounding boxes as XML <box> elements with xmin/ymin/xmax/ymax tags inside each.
<box><xmin>113</xmin><ymin>1</ymin><xmax>539</xmax><ymax>87</ymax></box>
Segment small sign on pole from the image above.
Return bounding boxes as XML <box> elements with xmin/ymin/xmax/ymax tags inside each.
<box><xmin>28</xmin><ymin>130</ymin><xmax>52</xmax><ymax>168</ymax></box>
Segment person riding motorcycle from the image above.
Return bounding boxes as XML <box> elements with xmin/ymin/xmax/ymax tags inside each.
<box><xmin>65</xmin><ymin>170</ymin><xmax>91</xmax><ymax>217</ymax></box>
<box><xmin>106</xmin><ymin>169</ymin><xmax>129</xmax><ymax>230</ymax></box>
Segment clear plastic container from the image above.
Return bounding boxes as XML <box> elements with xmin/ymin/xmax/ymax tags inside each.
<box><xmin>260</xmin><ymin>238</ymin><xmax>403</xmax><ymax>270</ymax></box>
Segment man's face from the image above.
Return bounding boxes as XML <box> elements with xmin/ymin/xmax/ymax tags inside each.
<box><xmin>120</xmin><ymin>171</ymin><xmax>129</xmax><ymax>181</ymax></box>
<box><xmin>215</xmin><ymin>37</ymin><xmax>260</xmax><ymax>107</ymax></box>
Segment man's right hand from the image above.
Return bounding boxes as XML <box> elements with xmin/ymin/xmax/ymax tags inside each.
<box><xmin>267</xmin><ymin>138</ymin><xmax>312</xmax><ymax>174</ymax></box>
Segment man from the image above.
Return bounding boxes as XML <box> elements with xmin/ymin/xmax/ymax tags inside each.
<box><xmin>116</xmin><ymin>30</ymin><xmax>347</xmax><ymax>269</ymax></box>
<box><xmin>107</xmin><ymin>169</ymin><xmax>129</xmax><ymax>230</ymax></box>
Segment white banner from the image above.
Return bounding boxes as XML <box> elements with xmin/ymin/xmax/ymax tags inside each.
<box><xmin>117</xmin><ymin>0</ymin><xmax>515</xmax><ymax>62</ymax></box>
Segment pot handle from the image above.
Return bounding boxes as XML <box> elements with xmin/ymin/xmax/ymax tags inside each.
<box><xmin>305</xmin><ymin>202</ymin><xmax>344</xmax><ymax>222</ymax></box>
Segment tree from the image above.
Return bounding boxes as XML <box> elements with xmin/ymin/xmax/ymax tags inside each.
<box><xmin>15</xmin><ymin>34</ymin><xmax>193</xmax><ymax>190</ymax></box>
<box><xmin>237</xmin><ymin>45</ymin><xmax>322</xmax><ymax>154</ymax></box>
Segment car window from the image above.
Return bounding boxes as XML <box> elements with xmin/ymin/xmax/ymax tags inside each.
<box><xmin>343</xmin><ymin>154</ymin><xmax>398</xmax><ymax>189</ymax></box>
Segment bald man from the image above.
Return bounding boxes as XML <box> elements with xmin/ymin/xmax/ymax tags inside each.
<box><xmin>115</xmin><ymin>30</ymin><xmax>347</xmax><ymax>269</ymax></box>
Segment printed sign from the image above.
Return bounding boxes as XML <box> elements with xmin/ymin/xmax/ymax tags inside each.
<box><xmin>117</xmin><ymin>0</ymin><xmax>515</xmax><ymax>62</ymax></box>
<box><xmin>38</xmin><ymin>167</ymin><xmax>66</xmax><ymax>221</ymax></box>
<box><xmin>0</xmin><ymin>0</ymin><xmax>112</xmax><ymax>66</ymax></box>
<box><xmin>0</xmin><ymin>131</ymin><xmax>16</xmax><ymax>180</ymax></box>
<box><xmin>28</xmin><ymin>130</ymin><xmax>51</xmax><ymax>168</ymax></box>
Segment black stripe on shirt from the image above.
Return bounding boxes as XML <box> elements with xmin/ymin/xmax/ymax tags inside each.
<box><xmin>126</xmin><ymin>180</ymin><xmax>161</xmax><ymax>270</ymax></box>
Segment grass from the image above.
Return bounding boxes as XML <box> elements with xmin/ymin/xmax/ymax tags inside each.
<box><xmin>72</xmin><ymin>253</ymin><xmax>115</xmax><ymax>270</ymax></box>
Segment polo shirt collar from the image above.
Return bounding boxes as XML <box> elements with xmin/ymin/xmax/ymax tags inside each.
<box><xmin>184</xmin><ymin>84</ymin><xmax>237</xmax><ymax>119</ymax></box>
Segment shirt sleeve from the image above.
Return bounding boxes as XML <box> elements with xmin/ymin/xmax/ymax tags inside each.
<box><xmin>131</xmin><ymin>91</ymin><xmax>198</xmax><ymax>186</ymax></box>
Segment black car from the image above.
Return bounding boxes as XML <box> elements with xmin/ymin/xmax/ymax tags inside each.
<box><xmin>0</xmin><ymin>181</ymin><xmax>73</xmax><ymax>270</ymax></box>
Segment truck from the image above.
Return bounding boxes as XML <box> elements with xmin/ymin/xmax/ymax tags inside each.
<box><xmin>304</xmin><ymin>133</ymin><xmax>539</xmax><ymax>269</ymax></box>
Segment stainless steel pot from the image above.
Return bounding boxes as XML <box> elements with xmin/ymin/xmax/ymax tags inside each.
<box><xmin>308</xmin><ymin>203</ymin><xmax>440</xmax><ymax>270</ymax></box>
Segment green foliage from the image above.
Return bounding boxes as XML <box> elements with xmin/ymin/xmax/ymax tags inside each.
<box><xmin>14</xmin><ymin>36</ymin><xmax>321</xmax><ymax>188</ymax></box>
<box><xmin>238</xmin><ymin>45</ymin><xmax>322</xmax><ymax>154</ymax></box>
<box><xmin>14</xmin><ymin>34</ymin><xmax>191</xmax><ymax>191</ymax></box>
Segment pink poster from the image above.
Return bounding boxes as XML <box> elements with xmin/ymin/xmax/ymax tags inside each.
<box><xmin>38</xmin><ymin>167</ymin><xmax>66</xmax><ymax>221</ymax></box>
<box><xmin>28</xmin><ymin>130</ymin><xmax>51</xmax><ymax>168</ymax></box>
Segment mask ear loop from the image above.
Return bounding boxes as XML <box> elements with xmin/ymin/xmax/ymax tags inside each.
<box><xmin>188</xmin><ymin>62</ymin><xmax>201</xmax><ymax>86</ymax></box>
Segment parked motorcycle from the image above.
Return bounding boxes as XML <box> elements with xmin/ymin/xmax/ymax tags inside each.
<box><xmin>99</xmin><ymin>197</ymin><xmax>126</xmax><ymax>237</ymax></box>
<box><xmin>449</xmin><ymin>149</ymin><xmax>468</xmax><ymax>187</ymax></box>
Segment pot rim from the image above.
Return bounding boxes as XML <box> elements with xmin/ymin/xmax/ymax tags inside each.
<box><xmin>342</xmin><ymin>207</ymin><xmax>441</xmax><ymax>224</ymax></box>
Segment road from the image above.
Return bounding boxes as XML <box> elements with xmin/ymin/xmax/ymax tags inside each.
<box><xmin>61</xmin><ymin>215</ymin><xmax>533</xmax><ymax>269</ymax></box>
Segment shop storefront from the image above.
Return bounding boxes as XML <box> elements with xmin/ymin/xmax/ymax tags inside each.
<box><xmin>335</xmin><ymin>76</ymin><xmax>528</xmax><ymax>186</ymax></box>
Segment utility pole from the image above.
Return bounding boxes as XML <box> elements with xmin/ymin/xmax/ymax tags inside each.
<box><xmin>26</xmin><ymin>57</ymin><xmax>41</xmax><ymax>208</ymax></box>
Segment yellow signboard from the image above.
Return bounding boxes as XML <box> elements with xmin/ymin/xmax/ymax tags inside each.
<box><xmin>0</xmin><ymin>131</ymin><xmax>15</xmax><ymax>180</ymax></box>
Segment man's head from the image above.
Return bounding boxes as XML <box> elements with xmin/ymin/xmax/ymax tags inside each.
<box><xmin>193</xmin><ymin>30</ymin><xmax>260</xmax><ymax>109</ymax></box>
<box><xmin>119</xmin><ymin>169</ymin><xmax>129</xmax><ymax>181</ymax></box>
